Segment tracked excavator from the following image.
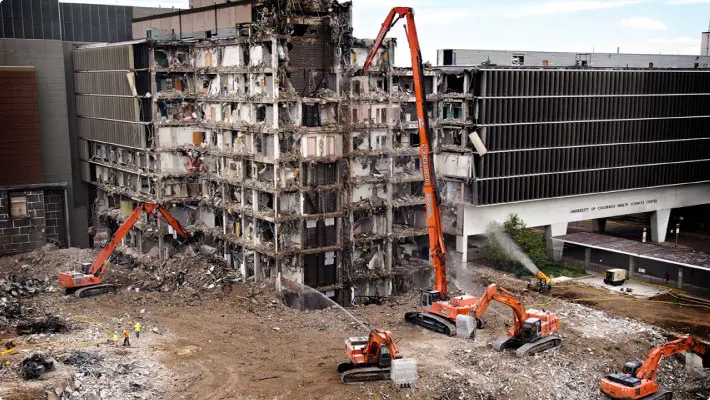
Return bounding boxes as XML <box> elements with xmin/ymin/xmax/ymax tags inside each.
<box><xmin>600</xmin><ymin>335</ymin><xmax>710</xmax><ymax>400</ymax></box>
<box><xmin>58</xmin><ymin>203</ymin><xmax>191</xmax><ymax>298</ymax></box>
<box><xmin>337</xmin><ymin>328</ymin><xmax>402</xmax><ymax>384</ymax></box>
<box><xmin>362</xmin><ymin>7</ymin><xmax>482</xmax><ymax>337</ymax></box>
<box><xmin>463</xmin><ymin>284</ymin><xmax>561</xmax><ymax>357</ymax></box>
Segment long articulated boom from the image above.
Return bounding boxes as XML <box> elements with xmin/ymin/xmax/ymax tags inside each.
<box><xmin>636</xmin><ymin>336</ymin><xmax>708</xmax><ymax>381</ymax></box>
<box><xmin>59</xmin><ymin>202</ymin><xmax>191</xmax><ymax>297</ymax></box>
<box><xmin>601</xmin><ymin>335</ymin><xmax>710</xmax><ymax>399</ymax></box>
<box><xmin>363</xmin><ymin>7</ymin><xmax>447</xmax><ymax>297</ymax></box>
<box><xmin>89</xmin><ymin>203</ymin><xmax>189</xmax><ymax>280</ymax></box>
<box><xmin>469</xmin><ymin>284</ymin><xmax>529</xmax><ymax>334</ymax></box>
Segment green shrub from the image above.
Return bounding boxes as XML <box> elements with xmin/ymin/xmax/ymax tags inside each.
<box><xmin>483</xmin><ymin>215</ymin><xmax>586</xmax><ymax>278</ymax></box>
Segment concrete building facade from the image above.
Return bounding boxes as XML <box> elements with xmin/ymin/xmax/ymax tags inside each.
<box><xmin>438</xmin><ymin>49</ymin><xmax>710</xmax><ymax>69</ymax></box>
<box><xmin>431</xmin><ymin>66</ymin><xmax>710</xmax><ymax>270</ymax></box>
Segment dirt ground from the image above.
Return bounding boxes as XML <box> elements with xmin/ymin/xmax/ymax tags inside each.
<box><xmin>551</xmin><ymin>283</ymin><xmax>710</xmax><ymax>340</ymax></box>
<box><xmin>2</xmin><ymin>248</ymin><xmax>710</xmax><ymax>400</ymax></box>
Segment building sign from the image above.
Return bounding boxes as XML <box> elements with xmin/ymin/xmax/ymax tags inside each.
<box><xmin>569</xmin><ymin>199</ymin><xmax>658</xmax><ymax>214</ymax></box>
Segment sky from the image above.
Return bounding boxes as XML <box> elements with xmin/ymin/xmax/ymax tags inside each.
<box><xmin>59</xmin><ymin>0</ymin><xmax>710</xmax><ymax>65</ymax></box>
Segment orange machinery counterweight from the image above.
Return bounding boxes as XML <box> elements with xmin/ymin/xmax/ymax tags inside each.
<box><xmin>362</xmin><ymin>7</ymin><xmax>479</xmax><ymax>336</ymax></box>
<box><xmin>58</xmin><ymin>203</ymin><xmax>190</xmax><ymax>298</ymax></box>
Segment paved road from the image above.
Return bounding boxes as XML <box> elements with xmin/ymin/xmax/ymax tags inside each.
<box><xmin>563</xmin><ymin>221</ymin><xmax>710</xmax><ymax>292</ymax></box>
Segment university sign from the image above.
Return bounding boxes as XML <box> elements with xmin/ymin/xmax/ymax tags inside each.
<box><xmin>569</xmin><ymin>199</ymin><xmax>658</xmax><ymax>214</ymax></box>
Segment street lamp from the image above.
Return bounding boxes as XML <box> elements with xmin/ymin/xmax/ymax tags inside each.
<box><xmin>675</xmin><ymin>223</ymin><xmax>680</xmax><ymax>247</ymax></box>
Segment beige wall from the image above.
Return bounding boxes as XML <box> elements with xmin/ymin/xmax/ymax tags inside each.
<box><xmin>132</xmin><ymin>3</ymin><xmax>251</xmax><ymax>39</ymax></box>
<box><xmin>190</xmin><ymin>0</ymin><xmax>229</xmax><ymax>7</ymax></box>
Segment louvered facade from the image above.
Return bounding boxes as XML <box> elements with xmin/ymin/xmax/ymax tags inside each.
<box><xmin>472</xmin><ymin>68</ymin><xmax>710</xmax><ymax>205</ymax></box>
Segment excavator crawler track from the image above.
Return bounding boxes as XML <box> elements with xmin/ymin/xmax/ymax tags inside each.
<box><xmin>491</xmin><ymin>335</ymin><xmax>562</xmax><ymax>357</ymax></box>
<box><xmin>74</xmin><ymin>284</ymin><xmax>117</xmax><ymax>298</ymax></box>
<box><xmin>515</xmin><ymin>336</ymin><xmax>562</xmax><ymax>358</ymax></box>
<box><xmin>338</xmin><ymin>362</ymin><xmax>391</xmax><ymax>384</ymax></box>
<box><xmin>639</xmin><ymin>390</ymin><xmax>672</xmax><ymax>400</ymax></box>
<box><xmin>404</xmin><ymin>312</ymin><xmax>455</xmax><ymax>336</ymax></box>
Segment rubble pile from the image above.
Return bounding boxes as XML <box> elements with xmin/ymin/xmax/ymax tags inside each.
<box><xmin>0</xmin><ymin>275</ymin><xmax>53</xmax><ymax>327</ymax></box>
<box><xmin>124</xmin><ymin>253</ymin><xmax>238</xmax><ymax>293</ymax></box>
<box><xmin>1</xmin><ymin>245</ymin><xmax>96</xmax><ymax>278</ymax></box>
<box><xmin>21</xmin><ymin>352</ymin><xmax>55</xmax><ymax>380</ymax></box>
<box><xmin>17</xmin><ymin>315</ymin><xmax>69</xmax><ymax>335</ymax></box>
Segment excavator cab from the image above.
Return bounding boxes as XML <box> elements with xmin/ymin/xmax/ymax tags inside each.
<box><xmin>378</xmin><ymin>346</ymin><xmax>392</xmax><ymax>368</ymax></box>
<box><xmin>81</xmin><ymin>262</ymin><xmax>92</xmax><ymax>275</ymax></box>
<box><xmin>420</xmin><ymin>289</ymin><xmax>441</xmax><ymax>308</ymax></box>
<box><xmin>622</xmin><ymin>361</ymin><xmax>643</xmax><ymax>376</ymax></box>
<box><xmin>521</xmin><ymin>318</ymin><xmax>542</xmax><ymax>342</ymax></box>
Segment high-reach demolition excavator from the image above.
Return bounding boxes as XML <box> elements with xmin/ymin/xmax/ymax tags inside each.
<box><xmin>600</xmin><ymin>335</ymin><xmax>710</xmax><ymax>400</ymax></box>
<box><xmin>337</xmin><ymin>328</ymin><xmax>402</xmax><ymax>384</ymax></box>
<box><xmin>58</xmin><ymin>203</ymin><xmax>191</xmax><ymax>298</ymax></box>
<box><xmin>362</xmin><ymin>7</ymin><xmax>482</xmax><ymax>337</ymax></box>
<box><xmin>465</xmin><ymin>284</ymin><xmax>562</xmax><ymax>357</ymax></box>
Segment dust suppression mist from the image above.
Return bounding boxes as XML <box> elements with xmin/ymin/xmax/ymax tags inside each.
<box><xmin>488</xmin><ymin>224</ymin><xmax>540</xmax><ymax>276</ymax></box>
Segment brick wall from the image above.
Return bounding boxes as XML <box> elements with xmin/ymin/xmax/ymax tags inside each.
<box><xmin>44</xmin><ymin>189</ymin><xmax>67</xmax><ymax>246</ymax></box>
<box><xmin>289</xmin><ymin>26</ymin><xmax>335</xmax><ymax>96</ymax></box>
<box><xmin>0</xmin><ymin>189</ymin><xmax>65</xmax><ymax>255</ymax></box>
<box><xmin>0</xmin><ymin>68</ymin><xmax>43</xmax><ymax>186</ymax></box>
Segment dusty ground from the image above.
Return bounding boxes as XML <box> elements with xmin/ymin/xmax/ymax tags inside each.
<box><xmin>2</xmin><ymin>248</ymin><xmax>710</xmax><ymax>400</ymax></box>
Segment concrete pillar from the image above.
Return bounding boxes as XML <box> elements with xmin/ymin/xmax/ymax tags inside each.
<box><xmin>254</xmin><ymin>253</ymin><xmax>261</xmax><ymax>283</ymax></box>
<box><xmin>544</xmin><ymin>223</ymin><xmax>568</xmax><ymax>261</ymax></box>
<box><xmin>678</xmin><ymin>266</ymin><xmax>683</xmax><ymax>289</ymax></box>
<box><xmin>456</xmin><ymin>235</ymin><xmax>468</xmax><ymax>268</ymax></box>
<box><xmin>584</xmin><ymin>247</ymin><xmax>591</xmax><ymax>268</ymax></box>
<box><xmin>650</xmin><ymin>209</ymin><xmax>671</xmax><ymax>242</ymax></box>
<box><xmin>628</xmin><ymin>255</ymin><xmax>635</xmax><ymax>278</ymax></box>
<box><xmin>591</xmin><ymin>218</ymin><xmax>607</xmax><ymax>233</ymax></box>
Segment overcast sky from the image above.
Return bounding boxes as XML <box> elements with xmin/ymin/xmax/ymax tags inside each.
<box><xmin>59</xmin><ymin>0</ymin><xmax>710</xmax><ymax>65</ymax></box>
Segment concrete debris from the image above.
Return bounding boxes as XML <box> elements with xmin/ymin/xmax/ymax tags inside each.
<box><xmin>21</xmin><ymin>352</ymin><xmax>55</xmax><ymax>380</ymax></box>
<box><xmin>17</xmin><ymin>315</ymin><xmax>69</xmax><ymax>335</ymax></box>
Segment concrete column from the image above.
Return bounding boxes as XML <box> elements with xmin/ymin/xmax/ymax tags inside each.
<box><xmin>456</xmin><ymin>235</ymin><xmax>469</xmax><ymax>268</ymax></box>
<box><xmin>584</xmin><ymin>248</ymin><xmax>591</xmax><ymax>268</ymax></box>
<box><xmin>591</xmin><ymin>218</ymin><xmax>607</xmax><ymax>233</ymax></box>
<box><xmin>650</xmin><ymin>209</ymin><xmax>671</xmax><ymax>242</ymax></box>
<box><xmin>678</xmin><ymin>266</ymin><xmax>683</xmax><ymax>289</ymax></box>
<box><xmin>254</xmin><ymin>253</ymin><xmax>261</xmax><ymax>283</ymax></box>
<box><xmin>544</xmin><ymin>223</ymin><xmax>568</xmax><ymax>261</ymax></box>
<box><xmin>628</xmin><ymin>255</ymin><xmax>635</xmax><ymax>278</ymax></box>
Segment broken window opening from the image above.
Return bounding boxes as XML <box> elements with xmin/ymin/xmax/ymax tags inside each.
<box><xmin>445</xmin><ymin>75</ymin><xmax>465</xmax><ymax>93</ymax></box>
<box><xmin>303</xmin><ymin>104</ymin><xmax>321</xmax><ymax>127</ymax></box>
<box><xmin>256</xmin><ymin>105</ymin><xmax>267</xmax><ymax>123</ymax></box>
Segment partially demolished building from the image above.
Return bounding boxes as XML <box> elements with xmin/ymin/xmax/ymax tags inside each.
<box><xmin>73</xmin><ymin>0</ymin><xmax>480</xmax><ymax>303</ymax></box>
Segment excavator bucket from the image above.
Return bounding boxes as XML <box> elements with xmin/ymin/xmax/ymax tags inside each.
<box><xmin>455</xmin><ymin>315</ymin><xmax>476</xmax><ymax>339</ymax></box>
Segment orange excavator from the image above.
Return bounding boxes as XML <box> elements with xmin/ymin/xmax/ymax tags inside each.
<box><xmin>337</xmin><ymin>328</ymin><xmax>402</xmax><ymax>384</ymax></box>
<box><xmin>58</xmin><ymin>203</ymin><xmax>190</xmax><ymax>298</ymax></box>
<box><xmin>363</xmin><ymin>7</ymin><xmax>481</xmax><ymax>337</ymax></box>
<box><xmin>600</xmin><ymin>335</ymin><xmax>710</xmax><ymax>400</ymax></box>
<box><xmin>464</xmin><ymin>284</ymin><xmax>562</xmax><ymax>357</ymax></box>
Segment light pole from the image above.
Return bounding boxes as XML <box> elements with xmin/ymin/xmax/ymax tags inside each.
<box><xmin>675</xmin><ymin>223</ymin><xmax>680</xmax><ymax>248</ymax></box>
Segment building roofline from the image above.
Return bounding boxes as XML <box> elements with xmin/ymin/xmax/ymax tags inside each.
<box><xmin>131</xmin><ymin>0</ymin><xmax>250</xmax><ymax>23</ymax></box>
<box><xmin>440</xmin><ymin>48</ymin><xmax>710</xmax><ymax>59</ymax></box>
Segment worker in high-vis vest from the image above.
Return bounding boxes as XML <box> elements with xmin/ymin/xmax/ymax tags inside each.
<box><xmin>134</xmin><ymin>322</ymin><xmax>142</xmax><ymax>339</ymax></box>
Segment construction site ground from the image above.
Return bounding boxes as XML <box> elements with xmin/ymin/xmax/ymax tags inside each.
<box><xmin>2</xmin><ymin>247</ymin><xmax>710</xmax><ymax>400</ymax></box>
